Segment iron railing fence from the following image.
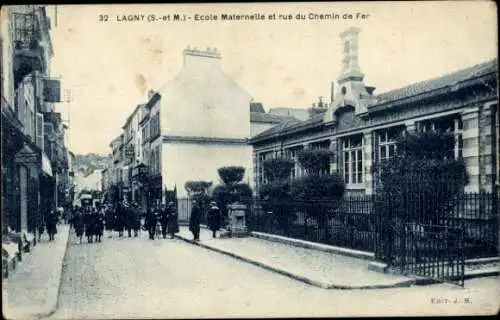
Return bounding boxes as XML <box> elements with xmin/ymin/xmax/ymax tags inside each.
<box><xmin>174</xmin><ymin>190</ymin><xmax>498</xmax><ymax>263</ymax></box>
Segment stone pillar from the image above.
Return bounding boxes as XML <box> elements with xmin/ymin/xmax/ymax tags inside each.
<box><xmin>330</xmin><ymin>138</ymin><xmax>338</xmax><ymax>173</ymax></box>
<box><xmin>479</xmin><ymin>102</ymin><xmax>496</xmax><ymax>193</ymax></box>
<box><xmin>462</xmin><ymin>106</ymin><xmax>480</xmax><ymax>193</ymax></box>
<box><xmin>226</xmin><ymin>203</ymin><xmax>248</xmax><ymax>237</ymax></box>
<box><xmin>363</xmin><ymin>131</ymin><xmax>373</xmax><ymax>195</ymax></box>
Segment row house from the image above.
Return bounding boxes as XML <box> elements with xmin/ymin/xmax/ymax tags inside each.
<box><xmin>104</xmin><ymin>133</ymin><xmax>124</xmax><ymax>204</ymax></box>
<box><xmin>1</xmin><ymin>5</ymin><xmax>68</xmax><ymax>236</ymax></box>
<box><xmin>101</xmin><ymin>46</ymin><xmax>310</xmax><ymax>211</ymax></box>
<box><xmin>103</xmin><ymin>47</ymin><xmax>257</xmax><ymax>213</ymax></box>
<box><xmin>249</xmin><ymin>27</ymin><xmax>499</xmax><ymax>196</ymax></box>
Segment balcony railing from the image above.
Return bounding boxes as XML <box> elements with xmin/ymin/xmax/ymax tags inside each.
<box><xmin>13</xmin><ymin>12</ymin><xmax>46</xmax><ymax>88</ymax></box>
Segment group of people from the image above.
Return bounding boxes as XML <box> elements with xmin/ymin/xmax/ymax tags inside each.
<box><xmin>63</xmin><ymin>199</ymin><xmax>224</xmax><ymax>243</ymax></box>
<box><xmin>69</xmin><ymin>206</ymin><xmax>105</xmax><ymax>244</ymax></box>
<box><xmin>189</xmin><ymin>200</ymin><xmax>223</xmax><ymax>241</ymax></box>
<box><xmin>144</xmin><ymin>201</ymin><xmax>179</xmax><ymax>240</ymax></box>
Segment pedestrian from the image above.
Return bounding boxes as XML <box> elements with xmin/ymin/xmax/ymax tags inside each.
<box><xmin>104</xmin><ymin>205</ymin><xmax>114</xmax><ymax>238</ymax></box>
<box><xmin>46</xmin><ymin>210</ymin><xmax>58</xmax><ymax>241</ymax></box>
<box><xmin>145</xmin><ymin>206</ymin><xmax>157</xmax><ymax>240</ymax></box>
<box><xmin>207</xmin><ymin>201</ymin><xmax>222</xmax><ymax>238</ymax></box>
<box><xmin>85</xmin><ymin>208</ymin><xmax>95</xmax><ymax>243</ymax></box>
<box><xmin>95</xmin><ymin>207</ymin><xmax>104</xmax><ymax>243</ymax></box>
<box><xmin>189</xmin><ymin>200</ymin><xmax>202</xmax><ymax>241</ymax></box>
<box><xmin>73</xmin><ymin>209</ymin><xmax>85</xmax><ymax>244</ymax></box>
<box><xmin>132</xmin><ymin>203</ymin><xmax>141</xmax><ymax>237</ymax></box>
<box><xmin>38</xmin><ymin>216</ymin><xmax>45</xmax><ymax>242</ymax></box>
<box><xmin>167</xmin><ymin>201</ymin><xmax>179</xmax><ymax>239</ymax></box>
<box><xmin>159</xmin><ymin>203</ymin><xmax>169</xmax><ymax>239</ymax></box>
<box><xmin>115</xmin><ymin>203</ymin><xmax>126</xmax><ymax>238</ymax></box>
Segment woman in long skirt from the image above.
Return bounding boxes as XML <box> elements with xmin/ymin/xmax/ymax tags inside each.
<box><xmin>74</xmin><ymin>210</ymin><xmax>85</xmax><ymax>244</ymax></box>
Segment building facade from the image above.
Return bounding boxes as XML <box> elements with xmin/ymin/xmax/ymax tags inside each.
<box><xmin>250</xmin><ymin>27</ymin><xmax>499</xmax><ymax>196</ymax></box>
<box><xmin>1</xmin><ymin>5</ymin><xmax>68</xmax><ymax>235</ymax></box>
<box><xmin>103</xmin><ymin>47</ymin><xmax>256</xmax><ymax>209</ymax></box>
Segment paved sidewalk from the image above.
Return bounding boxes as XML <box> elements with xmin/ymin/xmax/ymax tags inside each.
<box><xmin>175</xmin><ymin>226</ymin><xmax>417</xmax><ymax>289</ymax></box>
<box><xmin>2</xmin><ymin>225</ymin><xmax>70</xmax><ymax>320</ymax></box>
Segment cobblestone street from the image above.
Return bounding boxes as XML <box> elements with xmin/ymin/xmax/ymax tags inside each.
<box><xmin>45</xmin><ymin>230</ymin><xmax>499</xmax><ymax>319</ymax></box>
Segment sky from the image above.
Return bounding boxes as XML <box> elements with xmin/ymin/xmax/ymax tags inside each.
<box><xmin>45</xmin><ymin>1</ymin><xmax>497</xmax><ymax>155</ymax></box>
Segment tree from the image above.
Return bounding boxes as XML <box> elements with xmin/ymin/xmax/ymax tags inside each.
<box><xmin>373</xmin><ymin>130</ymin><xmax>469</xmax><ymax>263</ymax></box>
<box><xmin>291</xmin><ymin>149</ymin><xmax>345</xmax><ymax>241</ymax></box>
<box><xmin>212</xmin><ymin>166</ymin><xmax>253</xmax><ymax>218</ymax></box>
<box><xmin>185</xmin><ymin>180</ymin><xmax>213</xmax><ymax>210</ymax></box>
<box><xmin>259</xmin><ymin>158</ymin><xmax>296</xmax><ymax>233</ymax></box>
<box><xmin>296</xmin><ymin>149</ymin><xmax>333</xmax><ymax>175</ymax></box>
<box><xmin>374</xmin><ymin>130</ymin><xmax>468</xmax><ymax>225</ymax></box>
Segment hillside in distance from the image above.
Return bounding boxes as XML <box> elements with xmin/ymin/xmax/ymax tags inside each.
<box><xmin>73</xmin><ymin>153</ymin><xmax>109</xmax><ymax>177</ymax></box>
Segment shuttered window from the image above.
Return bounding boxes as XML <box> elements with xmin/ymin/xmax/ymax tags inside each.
<box><xmin>36</xmin><ymin>113</ymin><xmax>44</xmax><ymax>151</ymax></box>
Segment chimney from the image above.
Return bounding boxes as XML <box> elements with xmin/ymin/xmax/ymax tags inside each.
<box><xmin>183</xmin><ymin>45</ymin><xmax>222</xmax><ymax>69</ymax></box>
<box><xmin>147</xmin><ymin>90</ymin><xmax>155</xmax><ymax>100</ymax></box>
<box><xmin>330</xmin><ymin>81</ymin><xmax>335</xmax><ymax>104</ymax></box>
<box><xmin>338</xmin><ymin>27</ymin><xmax>364</xmax><ymax>84</ymax></box>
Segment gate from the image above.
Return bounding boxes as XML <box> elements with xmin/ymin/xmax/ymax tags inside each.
<box><xmin>374</xmin><ymin>195</ymin><xmax>466</xmax><ymax>286</ymax></box>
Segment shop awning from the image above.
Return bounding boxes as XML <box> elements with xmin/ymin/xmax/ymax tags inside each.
<box><xmin>41</xmin><ymin>152</ymin><xmax>53</xmax><ymax>177</ymax></box>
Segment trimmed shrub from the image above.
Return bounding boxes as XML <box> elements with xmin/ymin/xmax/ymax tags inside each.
<box><xmin>292</xmin><ymin>148</ymin><xmax>344</xmax><ymax>241</ymax></box>
<box><xmin>212</xmin><ymin>167</ymin><xmax>252</xmax><ymax>219</ymax></box>
<box><xmin>217</xmin><ymin>166</ymin><xmax>245</xmax><ymax>186</ymax></box>
<box><xmin>262</xmin><ymin>158</ymin><xmax>295</xmax><ymax>182</ymax></box>
<box><xmin>297</xmin><ymin>149</ymin><xmax>333</xmax><ymax>175</ymax></box>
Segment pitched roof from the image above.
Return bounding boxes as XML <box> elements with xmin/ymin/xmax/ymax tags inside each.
<box><xmin>374</xmin><ymin>59</ymin><xmax>498</xmax><ymax>105</ymax></box>
<box><xmin>268</xmin><ymin>107</ymin><xmax>310</xmax><ymax>121</ymax></box>
<box><xmin>250</xmin><ymin>112</ymin><xmax>298</xmax><ymax>124</ymax></box>
<box><xmin>251</xmin><ymin>58</ymin><xmax>498</xmax><ymax>143</ymax></box>
<box><xmin>252</xmin><ymin>113</ymin><xmax>323</xmax><ymax>140</ymax></box>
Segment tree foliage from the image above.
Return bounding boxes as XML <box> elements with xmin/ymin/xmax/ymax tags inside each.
<box><xmin>217</xmin><ymin>166</ymin><xmax>245</xmax><ymax>186</ymax></box>
<box><xmin>262</xmin><ymin>158</ymin><xmax>295</xmax><ymax>182</ymax></box>
<box><xmin>211</xmin><ymin>167</ymin><xmax>253</xmax><ymax>217</ymax></box>
<box><xmin>374</xmin><ymin>130</ymin><xmax>469</xmax><ymax>226</ymax></box>
<box><xmin>291</xmin><ymin>148</ymin><xmax>344</xmax><ymax>240</ymax></box>
<box><xmin>297</xmin><ymin>149</ymin><xmax>333</xmax><ymax>175</ymax></box>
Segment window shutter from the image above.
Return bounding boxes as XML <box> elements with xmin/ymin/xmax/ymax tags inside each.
<box><xmin>36</xmin><ymin>112</ymin><xmax>44</xmax><ymax>151</ymax></box>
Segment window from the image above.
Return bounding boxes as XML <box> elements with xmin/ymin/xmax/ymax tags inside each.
<box><xmin>343</xmin><ymin>135</ymin><xmax>363</xmax><ymax>185</ymax></box>
<box><xmin>417</xmin><ymin>115</ymin><xmax>463</xmax><ymax>159</ymax></box>
<box><xmin>286</xmin><ymin>147</ymin><xmax>303</xmax><ymax>179</ymax></box>
<box><xmin>377</xmin><ymin>127</ymin><xmax>403</xmax><ymax>163</ymax></box>
<box><xmin>258</xmin><ymin>152</ymin><xmax>271</xmax><ymax>186</ymax></box>
<box><xmin>149</xmin><ymin>113</ymin><xmax>160</xmax><ymax>139</ymax></box>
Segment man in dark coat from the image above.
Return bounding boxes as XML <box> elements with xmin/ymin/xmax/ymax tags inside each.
<box><xmin>115</xmin><ymin>203</ymin><xmax>126</xmax><ymax>238</ymax></box>
<box><xmin>159</xmin><ymin>204</ymin><xmax>169</xmax><ymax>239</ymax></box>
<box><xmin>85</xmin><ymin>208</ymin><xmax>95</xmax><ymax>243</ymax></box>
<box><xmin>145</xmin><ymin>206</ymin><xmax>158</xmax><ymax>240</ymax></box>
<box><xmin>131</xmin><ymin>203</ymin><xmax>141</xmax><ymax>237</ymax></box>
<box><xmin>167</xmin><ymin>201</ymin><xmax>179</xmax><ymax>239</ymax></box>
<box><xmin>189</xmin><ymin>200</ymin><xmax>202</xmax><ymax>241</ymax></box>
<box><xmin>46</xmin><ymin>210</ymin><xmax>58</xmax><ymax>241</ymax></box>
<box><xmin>207</xmin><ymin>201</ymin><xmax>222</xmax><ymax>238</ymax></box>
<box><xmin>73</xmin><ymin>208</ymin><xmax>85</xmax><ymax>244</ymax></box>
<box><xmin>95</xmin><ymin>208</ymin><xmax>104</xmax><ymax>242</ymax></box>
<box><xmin>125</xmin><ymin>204</ymin><xmax>134</xmax><ymax>238</ymax></box>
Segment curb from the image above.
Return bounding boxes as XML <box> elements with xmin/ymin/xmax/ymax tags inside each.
<box><xmin>174</xmin><ymin>233</ymin><xmax>420</xmax><ymax>290</ymax></box>
<box><xmin>250</xmin><ymin>231</ymin><xmax>375</xmax><ymax>261</ymax></box>
<box><xmin>36</xmin><ymin>226</ymin><xmax>71</xmax><ymax>320</ymax></box>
